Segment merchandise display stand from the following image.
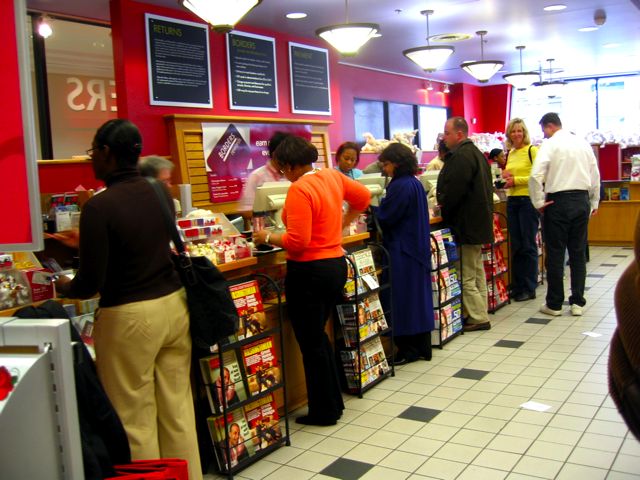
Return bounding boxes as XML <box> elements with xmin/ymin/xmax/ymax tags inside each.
<box><xmin>430</xmin><ymin>229</ymin><xmax>463</xmax><ymax>348</ymax></box>
<box><xmin>535</xmin><ymin>220</ymin><xmax>545</xmax><ymax>286</ymax></box>
<box><xmin>484</xmin><ymin>212</ymin><xmax>510</xmax><ymax>313</ymax></box>
<box><xmin>196</xmin><ymin>273</ymin><xmax>289</xmax><ymax>479</ymax></box>
<box><xmin>0</xmin><ymin>318</ymin><xmax>84</xmax><ymax>479</ymax></box>
<box><xmin>336</xmin><ymin>243</ymin><xmax>394</xmax><ymax>398</ymax></box>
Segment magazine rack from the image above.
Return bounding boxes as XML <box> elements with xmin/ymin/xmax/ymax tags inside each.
<box><xmin>335</xmin><ymin>242</ymin><xmax>395</xmax><ymax>398</ymax></box>
<box><xmin>535</xmin><ymin>220</ymin><xmax>545</xmax><ymax>286</ymax></box>
<box><xmin>430</xmin><ymin>229</ymin><xmax>464</xmax><ymax>348</ymax></box>
<box><xmin>484</xmin><ymin>212</ymin><xmax>510</xmax><ymax>313</ymax></box>
<box><xmin>193</xmin><ymin>273</ymin><xmax>290</xmax><ymax>479</ymax></box>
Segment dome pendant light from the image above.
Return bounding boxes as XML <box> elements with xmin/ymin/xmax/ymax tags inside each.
<box><xmin>502</xmin><ymin>46</ymin><xmax>539</xmax><ymax>90</ymax></box>
<box><xmin>180</xmin><ymin>0</ymin><xmax>262</xmax><ymax>33</ymax></box>
<box><xmin>460</xmin><ymin>31</ymin><xmax>504</xmax><ymax>83</ymax></box>
<box><xmin>533</xmin><ymin>58</ymin><xmax>567</xmax><ymax>98</ymax></box>
<box><xmin>316</xmin><ymin>0</ymin><xmax>379</xmax><ymax>57</ymax></box>
<box><xmin>403</xmin><ymin>10</ymin><xmax>454</xmax><ymax>73</ymax></box>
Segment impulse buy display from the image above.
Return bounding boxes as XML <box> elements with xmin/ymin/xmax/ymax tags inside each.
<box><xmin>0</xmin><ymin>252</ymin><xmax>55</xmax><ymax>310</ymax></box>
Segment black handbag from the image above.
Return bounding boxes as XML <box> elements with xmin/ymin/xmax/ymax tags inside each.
<box><xmin>147</xmin><ymin>179</ymin><xmax>239</xmax><ymax>350</ymax></box>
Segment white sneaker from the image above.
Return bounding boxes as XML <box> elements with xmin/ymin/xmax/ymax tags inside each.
<box><xmin>570</xmin><ymin>304</ymin><xmax>583</xmax><ymax>316</ymax></box>
<box><xmin>540</xmin><ymin>304</ymin><xmax>562</xmax><ymax>316</ymax></box>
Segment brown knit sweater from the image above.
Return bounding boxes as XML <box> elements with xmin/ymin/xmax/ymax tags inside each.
<box><xmin>609</xmin><ymin>211</ymin><xmax>640</xmax><ymax>440</ymax></box>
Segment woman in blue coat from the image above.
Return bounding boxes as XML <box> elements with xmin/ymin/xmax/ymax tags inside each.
<box><xmin>376</xmin><ymin>143</ymin><xmax>434</xmax><ymax>364</ymax></box>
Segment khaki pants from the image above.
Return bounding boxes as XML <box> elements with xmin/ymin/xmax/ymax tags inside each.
<box><xmin>94</xmin><ymin>289</ymin><xmax>203</xmax><ymax>480</ymax></box>
<box><xmin>460</xmin><ymin>244</ymin><xmax>489</xmax><ymax>324</ymax></box>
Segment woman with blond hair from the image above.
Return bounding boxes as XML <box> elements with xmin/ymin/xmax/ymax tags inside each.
<box><xmin>502</xmin><ymin>118</ymin><xmax>539</xmax><ymax>302</ymax></box>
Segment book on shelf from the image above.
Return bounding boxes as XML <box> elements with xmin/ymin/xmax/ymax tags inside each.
<box><xmin>200</xmin><ymin>350</ymin><xmax>248</xmax><ymax>413</ymax></box>
<box><xmin>207</xmin><ymin>409</ymin><xmax>256</xmax><ymax>469</ymax></box>
<box><xmin>620</xmin><ymin>187</ymin><xmax>630</xmax><ymax>201</ymax></box>
<box><xmin>432</xmin><ymin>266</ymin><xmax>461</xmax><ymax>306</ymax></box>
<box><xmin>340</xmin><ymin>336</ymin><xmax>391</xmax><ymax>390</ymax></box>
<box><xmin>241</xmin><ymin>337</ymin><xmax>281</xmax><ymax>396</ymax></box>
<box><xmin>336</xmin><ymin>293</ymin><xmax>388</xmax><ymax>347</ymax></box>
<box><xmin>244</xmin><ymin>393</ymin><xmax>282</xmax><ymax>451</ymax></box>
<box><xmin>343</xmin><ymin>248</ymin><xmax>379</xmax><ymax>298</ymax></box>
<box><xmin>229</xmin><ymin>280</ymin><xmax>268</xmax><ymax>340</ymax></box>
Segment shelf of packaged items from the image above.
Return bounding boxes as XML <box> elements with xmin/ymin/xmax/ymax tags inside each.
<box><xmin>487</xmin><ymin>212</ymin><xmax>510</xmax><ymax>314</ymax></box>
<box><xmin>201</xmin><ymin>272</ymin><xmax>290</xmax><ymax>479</ymax></box>
<box><xmin>430</xmin><ymin>229</ymin><xmax>463</xmax><ymax>349</ymax></box>
<box><xmin>338</xmin><ymin>242</ymin><xmax>394</xmax><ymax>398</ymax></box>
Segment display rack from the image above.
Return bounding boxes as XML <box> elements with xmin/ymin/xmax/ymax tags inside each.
<box><xmin>194</xmin><ymin>273</ymin><xmax>290</xmax><ymax>479</ymax></box>
<box><xmin>535</xmin><ymin>220</ymin><xmax>545</xmax><ymax>286</ymax></box>
<box><xmin>430</xmin><ymin>228</ymin><xmax>463</xmax><ymax>348</ymax></box>
<box><xmin>484</xmin><ymin>212</ymin><xmax>510</xmax><ymax>313</ymax></box>
<box><xmin>335</xmin><ymin>243</ymin><xmax>394</xmax><ymax>398</ymax></box>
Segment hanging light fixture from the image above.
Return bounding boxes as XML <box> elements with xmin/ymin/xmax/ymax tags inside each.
<box><xmin>443</xmin><ymin>84</ymin><xmax>451</xmax><ymax>94</ymax></box>
<box><xmin>37</xmin><ymin>15</ymin><xmax>53</xmax><ymax>39</ymax></box>
<box><xmin>316</xmin><ymin>0</ymin><xmax>379</xmax><ymax>56</ymax></box>
<box><xmin>403</xmin><ymin>10</ymin><xmax>454</xmax><ymax>73</ymax></box>
<box><xmin>533</xmin><ymin>58</ymin><xmax>567</xmax><ymax>98</ymax></box>
<box><xmin>180</xmin><ymin>0</ymin><xmax>262</xmax><ymax>33</ymax></box>
<box><xmin>426</xmin><ymin>81</ymin><xmax>434</xmax><ymax>91</ymax></box>
<box><xmin>502</xmin><ymin>46</ymin><xmax>539</xmax><ymax>90</ymax></box>
<box><xmin>460</xmin><ymin>31</ymin><xmax>504</xmax><ymax>83</ymax></box>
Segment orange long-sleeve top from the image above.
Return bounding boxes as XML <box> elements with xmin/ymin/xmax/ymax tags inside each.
<box><xmin>281</xmin><ymin>168</ymin><xmax>371</xmax><ymax>262</ymax></box>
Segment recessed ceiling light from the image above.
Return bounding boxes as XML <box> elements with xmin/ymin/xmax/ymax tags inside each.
<box><xmin>603</xmin><ymin>42</ymin><xmax>621</xmax><ymax>49</ymax></box>
<box><xmin>285</xmin><ymin>12</ymin><xmax>307</xmax><ymax>19</ymax></box>
<box><xmin>543</xmin><ymin>4</ymin><xmax>567</xmax><ymax>11</ymax></box>
<box><xmin>578</xmin><ymin>26</ymin><xmax>598</xmax><ymax>32</ymax></box>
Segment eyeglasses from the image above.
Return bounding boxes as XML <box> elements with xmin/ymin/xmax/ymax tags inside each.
<box><xmin>86</xmin><ymin>146</ymin><xmax>103</xmax><ymax>156</ymax></box>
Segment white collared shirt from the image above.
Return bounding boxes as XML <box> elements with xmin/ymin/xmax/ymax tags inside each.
<box><xmin>529</xmin><ymin>129</ymin><xmax>601</xmax><ymax>210</ymax></box>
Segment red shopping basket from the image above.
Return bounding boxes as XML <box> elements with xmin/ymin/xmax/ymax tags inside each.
<box><xmin>107</xmin><ymin>458</ymin><xmax>189</xmax><ymax>480</ymax></box>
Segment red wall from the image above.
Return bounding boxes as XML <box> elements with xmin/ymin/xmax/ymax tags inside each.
<box><xmin>38</xmin><ymin>162</ymin><xmax>102</xmax><ymax>193</ymax></box>
<box><xmin>1</xmin><ymin>0</ymin><xmax>33</xmax><ymax>245</ymax></box>
<box><xmin>450</xmin><ymin>83</ymin><xmax>511</xmax><ymax>134</ymax></box>
<box><xmin>110</xmin><ymin>0</ymin><xmax>343</xmax><ymax>156</ymax></box>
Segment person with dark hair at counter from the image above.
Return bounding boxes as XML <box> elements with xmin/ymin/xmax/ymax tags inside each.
<box><xmin>55</xmin><ymin>119</ymin><xmax>203</xmax><ymax>480</ymax></box>
<box><xmin>375</xmin><ymin>143</ymin><xmax>434</xmax><ymax>363</ymax></box>
<box><xmin>488</xmin><ymin>148</ymin><xmax>506</xmax><ymax>169</ymax></box>
<box><xmin>335</xmin><ymin>141</ymin><xmax>363</xmax><ymax>179</ymax></box>
<box><xmin>253</xmin><ymin>135</ymin><xmax>370</xmax><ymax>426</ymax></box>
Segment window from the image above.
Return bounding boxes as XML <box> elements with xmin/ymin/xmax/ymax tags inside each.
<box><xmin>598</xmin><ymin>76</ymin><xmax>640</xmax><ymax>133</ymax></box>
<box><xmin>354</xmin><ymin>98</ymin><xmax>385</xmax><ymax>146</ymax></box>
<box><xmin>418</xmin><ymin>105</ymin><xmax>448</xmax><ymax>151</ymax></box>
<box><xmin>29</xmin><ymin>14</ymin><xmax>116</xmax><ymax>159</ymax></box>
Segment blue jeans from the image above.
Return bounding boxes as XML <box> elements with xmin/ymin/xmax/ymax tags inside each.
<box><xmin>542</xmin><ymin>191</ymin><xmax>590</xmax><ymax>310</ymax></box>
<box><xmin>507</xmin><ymin>196</ymin><xmax>540</xmax><ymax>295</ymax></box>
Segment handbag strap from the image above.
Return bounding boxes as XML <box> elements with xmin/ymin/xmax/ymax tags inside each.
<box><xmin>146</xmin><ymin>178</ymin><xmax>186</xmax><ymax>255</ymax></box>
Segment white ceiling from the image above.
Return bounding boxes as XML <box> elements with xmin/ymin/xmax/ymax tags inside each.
<box><xmin>26</xmin><ymin>0</ymin><xmax>640</xmax><ymax>85</ymax></box>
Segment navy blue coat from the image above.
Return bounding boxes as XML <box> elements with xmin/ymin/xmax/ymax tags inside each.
<box><xmin>376</xmin><ymin>174</ymin><xmax>434</xmax><ymax>335</ymax></box>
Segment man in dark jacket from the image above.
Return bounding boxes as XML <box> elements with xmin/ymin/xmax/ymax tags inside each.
<box><xmin>437</xmin><ymin>117</ymin><xmax>494</xmax><ymax>331</ymax></box>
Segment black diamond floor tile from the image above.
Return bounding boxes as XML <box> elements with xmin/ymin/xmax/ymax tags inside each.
<box><xmin>587</xmin><ymin>274</ymin><xmax>606</xmax><ymax>278</ymax></box>
<box><xmin>526</xmin><ymin>317</ymin><xmax>552</xmax><ymax>325</ymax></box>
<box><xmin>612</xmin><ymin>255</ymin><xmax>629</xmax><ymax>258</ymax></box>
<box><xmin>453</xmin><ymin>368</ymin><xmax>489</xmax><ymax>380</ymax></box>
<box><xmin>495</xmin><ymin>340</ymin><xmax>525</xmax><ymax>348</ymax></box>
<box><xmin>321</xmin><ymin>458</ymin><xmax>374</xmax><ymax>480</ymax></box>
<box><xmin>600</xmin><ymin>263</ymin><xmax>617</xmax><ymax>267</ymax></box>
<box><xmin>398</xmin><ymin>406</ymin><xmax>441</xmax><ymax>423</ymax></box>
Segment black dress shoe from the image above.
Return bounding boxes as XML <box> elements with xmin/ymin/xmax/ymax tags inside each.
<box><xmin>513</xmin><ymin>291</ymin><xmax>536</xmax><ymax>302</ymax></box>
<box><xmin>463</xmin><ymin>322</ymin><xmax>491</xmax><ymax>332</ymax></box>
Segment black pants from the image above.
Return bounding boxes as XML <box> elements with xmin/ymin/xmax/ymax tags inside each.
<box><xmin>507</xmin><ymin>196</ymin><xmax>540</xmax><ymax>295</ymax></box>
<box><xmin>543</xmin><ymin>191</ymin><xmax>590</xmax><ymax>310</ymax></box>
<box><xmin>286</xmin><ymin>257</ymin><xmax>347</xmax><ymax>421</ymax></box>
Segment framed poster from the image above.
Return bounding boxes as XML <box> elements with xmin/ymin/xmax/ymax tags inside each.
<box><xmin>227</xmin><ymin>31</ymin><xmax>278</xmax><ymax>112</ymax></box>
<box><xmin>201</xmin><ymin>122</ymin><xmax>311</xmax><ymax>203</ymax></box>
<box><xmin>145</xmin><ymin>13</ymin><xmax>212</xmax><ymax>108</ymax></box>
<box><xmin>289</xmin><ymin>42</ymin><xmax>331</xmax><ymax>115</ymax></box>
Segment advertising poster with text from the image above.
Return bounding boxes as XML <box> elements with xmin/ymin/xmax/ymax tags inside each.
<box><xmin>202</xmin><ymin>123</ymin><xmax>312</xmax><ymax>203</ymax></box>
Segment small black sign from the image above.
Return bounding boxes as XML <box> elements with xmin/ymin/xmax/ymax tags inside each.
<box><xmin>227</xmin><ymin>31</ymin><xmax>278</xmax><ymax>111</ymax></box>
<box><xmin>145</xmin><ymin>13</ymin><xmax>212</xmax><ymax>108</ymax></box>
<box><xmin>289</xmin><ymin>42</ymin><xmax>331</xmax><ymax>115</ymax></box>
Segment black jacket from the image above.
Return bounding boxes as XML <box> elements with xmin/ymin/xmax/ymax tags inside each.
<box><xmin>436</xmin><ymin>139</ymin><xmax>493</xmax><ymax>245</ymax></box>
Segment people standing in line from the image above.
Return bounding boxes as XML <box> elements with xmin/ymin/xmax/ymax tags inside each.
<box><xmin>437</xmin><ymin>117</ymin><xmax>494</xmax><ymax>332</ymax></box>
<box><xmin>237</xmin><ymin>131</ymin><xmax>291</xmax><ymax>230</ymax></box>
<box><xmin>375</xmin><ymin>143</ymin><xmax>434</xmax><ymax>364</ymax></box>
<box><xmin>502</xmin><ymin>118</ymin><xmax>540</xmax><ymax>302</ymax></box>
<box><xmin>425</xmin><ymin>140</ymin><xmax>449</xmax><ymax>171</ymax></box>
<box><xmin>253</xmin><ymin>136</ymin><xmax>370</xmax><ymax>426</ymax></box>
<box><xmin>529</xmin><ymin>112</ymin><xmax>600</xmax><ymax>316</ymax></box>
<box><xmin>335</xmin><ymin>141</ymin><xmax>363</xmax><ymax>179</ymax></box>
<box><xmin>55</xmin><ymin>119</ymin><xmax>203</xmax><ymax>480</ymax></box>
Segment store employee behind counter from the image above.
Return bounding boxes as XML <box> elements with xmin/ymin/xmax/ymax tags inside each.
<box><xmin>253</xmin><ymin>135</ymin><xmax>371</xmax><ymax>426</ymax></box>
<box><xmin>55</xmin><ymin>119</ymin><xmax>203</xmax><ymax>480</ymax></box>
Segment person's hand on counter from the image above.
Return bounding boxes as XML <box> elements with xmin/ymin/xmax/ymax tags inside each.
<box><xmin>253</xmin><ymin>229</ymin><xmax>281</xmax><ymax>247</ymax></box>
<box><xmin>46</xmin><ymin>229</ymin><xmax>80</xmax><ymax>249</ymax></box>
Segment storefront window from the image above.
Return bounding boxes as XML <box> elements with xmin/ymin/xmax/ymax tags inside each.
<box><xmin>418</xmin><ymin>105</ymin><xmax>447</xmax><ymax>151</ymax></box>
<box><xmin>598</xmin><ymin>75</ymin><xmax>640</xmax><ymax>134</ymax></box>
<box><xmin>388</xmin><ymin>102</ymin><xmax>415</xmax><ymax>140</ymax></box>
<box><xmin>30</xmin><ymin>16</ymin><xmax>116</xmax><ymax>159</ymax></box>
<box><xmin>354</xmin><ymin>98</ymin><xmax>385</xmax><ymax>146</ymax></box>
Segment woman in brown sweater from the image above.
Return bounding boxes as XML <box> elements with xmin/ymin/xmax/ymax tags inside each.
<box><xmin>609</xmin><ymin>212</ymin><xmax>640</xmax><ymax>440</ymax></box>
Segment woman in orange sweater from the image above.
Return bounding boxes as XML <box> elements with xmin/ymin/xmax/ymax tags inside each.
<box><xmin>254</xmin><ymin>136</ymin><xmax>370</xmax><ymax>426</ymax></box>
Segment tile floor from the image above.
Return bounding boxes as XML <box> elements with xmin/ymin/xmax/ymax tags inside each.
<box><xmin>205</xmin><ymin>246</ymin><xmax>640</xmax><ymax>480</ymax></box>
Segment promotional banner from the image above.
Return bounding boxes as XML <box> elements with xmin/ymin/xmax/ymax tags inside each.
<box><xmin>145</xmin><ymin>13</ymin><xmax>212</xmax><ymax>108</ymax></box>
<box><xmin>227</xmin><ymin>31</ymin><xmax>278</xmax><ymax>112</ymax></box>
<box><xmin>202</xmin><ymin>123</ymin><xmax>312</xmax><ymax>203</ymax></box>
<box><xmin>289</xmin><ymin>42</ymin><xmax>331</xmax><ymax>115</ymax></box>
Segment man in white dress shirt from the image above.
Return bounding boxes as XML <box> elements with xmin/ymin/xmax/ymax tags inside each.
<box><xmin>529</xmin><ymin>113</ymin><xmax>600</xmax><ymax>317</ymax></box>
